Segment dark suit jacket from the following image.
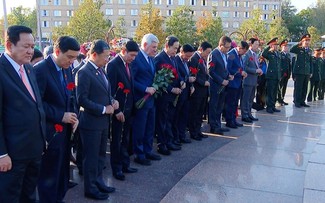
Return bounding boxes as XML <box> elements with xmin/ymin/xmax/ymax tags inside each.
<box><xmin>72</xmin><ymin>60</ymin><xmax>86</xmax><ymax>78</ymax></box>
<box><xmin>76</xmin><ymin>61</ymin><xmax>112</xmax><ymax>130</ymax></box>
<box><xmin>0</xmin><ymin>54</ymin><xmax>46</xmax><ymax>160</ymax></box>
<box><xmin>208</xmin><ymin>48</ymin><xmax>229</xmax><ymax>90</ymax></box>
<box><xmin>106</xmin><ymin>55</ymin><xmax>134</xmax><ymax>114</ymax></box>
<box><xmin>175</xmin><ymin>54</ymin><xmax>191</xmax><ymax>100</ymax></box>
<box><xmin>34</xmin><ymin>56</ymin><xmax>75</xmax><ymax>144</ymax></box>
<box><xmin>131</xmin><ymin>51</ymin><xmax>155</xmax><ymax>109</ymax></box>
<box><xmin>227</xmin><ymin>48</ymin><xmax>243</xmax><ymax>89</ymax></box>
<box><xmin>188</xmin><ymin>52</ymin><xmax>209</xmax><ymax>98</ymax></box>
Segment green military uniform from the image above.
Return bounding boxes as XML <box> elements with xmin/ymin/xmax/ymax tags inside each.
<box><xmin>290</xmin><ymin>34</ymin><xmax>313</xmax><ymax>107</ymax></box>
<box><xmin>318</xmin><ymin>50</ymin><xmax>325</xmax><ymax>100</ymax></box>
<box><xmin>307</xmin><ymin>51</ymin><xmax>322</xmax><ymax>101</ymax></box>
<box><xmin>277</xmin><ymin>40</ymin><xmax>292</xmax><ymax>105</ymax></box>
<box><xmin>262</xmin><ymin>38</ymin><xmax>281</xmax><ymax>113</ymax></box>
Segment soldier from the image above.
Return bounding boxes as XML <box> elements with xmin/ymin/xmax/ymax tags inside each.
<box><xmin>262</xmin><ymin>37</ymin><xmax>281</xmax><ymax>114</ymax></box>
<box><xmin>318</xmin><ymin>47</ymin><xmax>325</xmax><ymax>100</ymax></box>
<box><xmin>277</xmin><ymin>39</ymin><xmax>291</xmax><ymax>105</ymax></box>
<box><xmin>290</xmin><ymin>34</ymin><xmax>313</xmax><ymax>108</ymax></box>
<box><xmin>307</xmin><ymin>48</ymin><xmax>322</xmax><ymax>101</ymax></box>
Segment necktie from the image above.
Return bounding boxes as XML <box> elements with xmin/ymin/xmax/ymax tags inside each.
<box><xmin>148</xmin><ymin>56</ymin><xmax>155</xmax><ymax>73</ymax></box>
<box><xmin>125</xmin><ymin>63</ymin><xmax>131</xmax><ymax>80</ymax></box>
<box><xmin>98</xmin><ymin>67</ymin><xmax>108</xmax><ymax>88</ymax></box>
<box><xmin>19</xmin><ymin>65</ymin><xmax>36</xmax><ymax>101</ymax></box>
<box><xmin>183</xmin><ymin>60</ymin><xmax>189</xmax><ymax>75</ymax></box>
<box><xmin>58</xmin><ymin>69</ymin><xmax>68</xmax><ymax>97</ymax></box>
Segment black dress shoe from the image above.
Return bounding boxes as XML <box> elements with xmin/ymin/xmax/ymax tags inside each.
<box><xmin>145</xmin><ymin>153</ymin><xmax>162</xmax><ymax>160</ymax></box>
<box><xmin>249</xmin><ymin>116</ymin><xmax>258</xmax><ymax>121</ymax></box>
<box><xmin>172</xmin><ymin>140</ymin><xmax>182</xmax><ymax>146</ymax></box>
<box><xmin>302</xmin><ymin>103</ymin><xmax>310</xmax><ymax>107</ymax></box>
<box><xmin>191</xmin><ymin>135</ymin><xmax>202</xmax><ymax>141</ymax></box>
<box><xmin>134</xmin><ymin>157</ymin><xmax>151</xmax><ymax>165</ymax></box>
<box><xmin>272</xmin><ymin>108</ymin><xmax>281</xmax><ymax>112</ymax></box>
<box><xmin>226</xmin><ymin>123</ymin><xmax>237</xmax><ymax>129</ymax></box>
<box><xmin>122</xmin><ymin>167</ymin><xmax>138</xmax><ymax>173</ymax></box>
<box><xmin>157</xmin><ymin>146</ymin><xmax>171</xmax><ymax>155</ymax></box>
<box><xmin>266</xmin><ymin>108</ymin><xmax>274</xmax><ymax>113</ymax></box>
<box><xmin>113</xmin><ymin>171</ymin><xmax>125</xmax><ymax>181</ymax></box>
<box><xmin>220</xmin><ymin>128</ymin><xmax>230</xmax><ymax>132</ymax></box>
<box><xmin>210</xmin><ymin>129</ymin><xmax>224</xmax><ymax>135</ymax></box>
<box><xmin>85</xmin><ymin>191</ymin><xmax>109</xmax><ymax>200</ymax></box>
<box><xmin>235</xmin><ymin>122</ymin><xmax>243</xmax><ymax>127</ymax></box>
<box><xmin>180</xmin><ymin>138</ymin><xmax>192</xmax><ymax>143</ymax></box>
<box><xmin>283</xmin><ymin>102</ymin><xmax>288</xmax><ymax>105</ymax></box>
<box><xmin>242</xmin><ymin>117</ymin><xmax>253</xmax><ymax>123</ymax></box>
<box><xmin>199</xmin><ymin>132</ymin><xmax>208</xmax><ymax>138</ymax></box>
<box><xmin>166</xmin><ymin>143</ymin><xmax>181</xmax><ymax>151</ymax></box>
<box><xmin>96</xmin><ymin>184</ymin><xmax>116</xmax><ymax>193</ymax></box>
<box><xmin>295</xmin><ymin>104</ymin><xmax>302</xmax><ymax>108</ymax></box>
<box><xmin>68</xmin><ymin>181</ymin><xmax>78</xmax><ymax>189</ymax></box>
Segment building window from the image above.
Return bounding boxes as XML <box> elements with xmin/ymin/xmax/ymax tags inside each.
<box><xmin>131</xmin><ymin>9</ymin><xmax>138</xmax><ymax>15</ymax></box>
<box><xmin>131</xmin><ymin>20</ymin><xmax>138</xmax><ymax>27</ymax></box>
<box><xmin>118</xmin><ymin>9</ymin><xmax>125</xmax><ymax>15</ymax></box>
<box><xmin>155</xmin><ymin>0</ymin><xmax>161</xmax><ymax>5</ymax></box>
<box><xmin>273</xmin><ymin>4</ymin><xmax>278</xmax><ymax>10</ymax></box>
<box><xmin>244</xmin><ymin>11</ymin><xmax>249</xmax><ymax>18</ymax></box>
<box><xmin>54</xmin><ymin>21</ymin><xmax>62</xmax><ymax>27</ymax></box>
<box><xmin>53</xmin><ymin>10</ymin><xmax>61</xmax><ymax>16</ymax></box>
<box><xmin>233</xmin><ymin>11</ymin><xmax>239</xmax><ymax>18</ymax></box>
<box><xmin>201</xmin><ymin>0</ymin><xmax>206</xmax><ymax>6</ymax></box>
<box><xmin>234</xmin><ymin>1</ymin><xmax>239</xmax><ymax>7</ymax></box>
<box><xmin>190</xmin><ymin>0</ymin><xmax>196</xmax><ymax>6</ymax></box>
<box><xmin>167</xmin><ymin>10</ymin><xmax>173</xmax><ymax>16</ymax></box>
<box><xmin>131</xmin><ymin>0</ymin><xmax>137</xmax><ymax>4</ymax></box>
<box><xmin>191</xmin><ymin>10</ymin><xmax>196</xmax><ymax>15</ymax></box>
<box><xmin>106</xmin><ymin>9</ymin><xmax>113</xmax><ymax>15</ymax></box>
<box><xmin>41</xmin><ymin>0</ymin><xmax>48</xmax><ymax>5</ymax></box>
<box><xmin>178</xmin><ymin>0</ymin><xmax>184</xmax><ymax>5</ymax></box>
<box><xmin>143</xmin><ymin>0</ymin><xmax>149</xmax><ymax>3</ymax></box>
<box><xmin>66</xmin><ymin>0</ymin><xmax>73</xmax><ymax>5</ymax></box>
<box><xmin>42</xmin><ymin>21</ymin><xmax>49</xmax><ymax>28</ymax></box>
<box><xmin>262</xmin><ymin>14</ymin><xmax>268</xmax><ymax>20</ymax></box>
<box><xmin>167</xmin><ymin>0</ymin><xmax>173</xmax><ymax>5</ymax></box>
<box><xmin>202</xmin><ymin>11</ymin><xmax>208</xmax><ymax>16</ymax></box>
<box><xmin>223</xmin><ymin>0</ymin><xmax>229</xmax><ymax>7</ymax></box>
<box><xmin>221</xmin><ymin>11</ymin><xmax>229</xmax><ymax>18</ymax></box>
<box><xmin>41</xmin><ymin>10</ymin><xmax>49</xmax><ymax>16</ymax></box>
<box><xmin>212</xmin><ymin>0</ymin><xmax>218</xmax><ymax>6</ymax></box>
<box><xmin>244</xmin><ymin>1</ymin><xmax>249</xmax><ymax>7</ymax></box>
<box><xmin>233</xmin><ymin>22</ymin><xmax>239</xmax><ymax>28</ymax></box>
<box><xmin>106</xmin><ymin>0</ymin><xmax>113</xmax><ymax>3</ymax></box>
<box><xmin>263</xmin><ymin>4</ymin><xmax>269</xmax><ymax>10</ymax></box>
<box><xmin>67</xmin><ymin>10</ymin><xmax>73</xmax><ymax>16</ymax></box>
<box><xmin>222</xmin><ymin>22</ymin><xmax>229</xmax><ymax>28</ymax></box>
<box><xmin>119</xmin><ymin>0</ymin><xmax>125</xmax><ymax>4</ymax></box>
<box><xmin>53</xmin><ymin>0</ymin><xmax>61</xmax><ymax>5</ymax></box>
<box><xmin>213</xmin><ymin>11</ymin><xmax>218</xmax><ymax>17</ymax></box>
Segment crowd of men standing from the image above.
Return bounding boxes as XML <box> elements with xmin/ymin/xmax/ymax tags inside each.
<box><xmin>0</xmin><ymin>24</ymin><xmax>325</xmax><ymax>202</ymax></box>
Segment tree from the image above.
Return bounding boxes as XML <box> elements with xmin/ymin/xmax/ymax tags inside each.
<box><xmin>52</xmin><ymin>0</ymin><xmax>110</xmax><ymax>43</ymax></box>
<box><xmin>165</xmin><ymin>6</ymin><xmax>196</xmax><ymax>45</ymax></box>
<box><xmin>238</xmin><ymin>9</ymin><xmax>267</xmax><ymax>41</ymax></box>
<box><xmin>307</xmin><ymin>26</ymin><xmax>322</xmax><ymax>48</ymax></box>
<box><xmin>134</xmin><ymin>2</ymin><xmax>165</xmax><ymax>46</ymax></box>
<box><xmin>311</xmin><ymin>0</ymin><xmax>325</xmax><ymax>34</ymax></box>
<box><xmin>196</xmin><ymin>13</ymin><xmax>223</xmax><ymax>47</ymax></box>
<box><xmin>267</xmin><ymin>16</ymin><xmax>290</xmax><ymax>42</ymax></box>
<box><xmin>114</xmin><ymin>17</ymin><xmax>127</xmax><ymax>38</ymax></box>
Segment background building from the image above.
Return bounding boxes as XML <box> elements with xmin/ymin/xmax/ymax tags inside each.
<box><xmin>39</xmin><ymin>0</ymin><xmax>281</xmax><ymax>39</ymax></box>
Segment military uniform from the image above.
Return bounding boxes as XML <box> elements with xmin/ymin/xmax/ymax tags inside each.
<box><xmin>318</xmin><ymin>48</ymin><xmax>325</xmax><ymax>100</ymax></box>
<box><xmin>290</xmin><ymin>34</ymin><xmax>313</xmax><ymax>107</ymax></box>
<box><xmin>307</xmin><ymin>49</ymin><xmax>322</xmax><ymax>101</ymax></box>
<box><xmin>277</xmin><ymin>40</ymin><xmax>291</xmax><ymax>105</ymax></box>
<box><xmin>262</xmin><ymin>37</ymin><xmax>281</xmax><ymax>113</ymax></box>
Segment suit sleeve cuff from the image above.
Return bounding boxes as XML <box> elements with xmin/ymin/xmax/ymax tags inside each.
<box><xmin>0</xmin><ymin>154</ymin><xmax>8</xmax><ymax>159</ymax></box>
<box><xmin>102</xmin><ymin>106</ymin><xmax>106</xmax><ymax>114</ymax></box>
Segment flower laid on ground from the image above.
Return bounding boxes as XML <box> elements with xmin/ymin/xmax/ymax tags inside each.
<box><xmin>135</xmin><ymin>64</ymin><xmax>177</xmax><ymax>109</ymax></box>
<box><xmin>113</xmin><ymin>82</ymin><xmax>125</xmax><ymax>98</ymax></box>
<box><xmin>66</xmin><ymin>82</ymin><xmax>75</xmax><ymax>91</ymax></box>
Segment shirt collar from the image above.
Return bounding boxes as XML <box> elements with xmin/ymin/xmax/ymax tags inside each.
<box><xmin>140</xmin><ymin>49</ymin><xmax>149</xmax><ymax>61</ymax></box>
<box><xmin>89</xmin><ymin>60</ymin><xmax>100</xmax><ymax>70</ymax></box>
<box><xmin>118</xmin><ymin>54</ymin><xmax>127</xmax><ymax>66</ymax></box>
<box><xmin>50</xmin><ymin>54</ymin><xmax>63</xmax><ymax>71</ymax></box>
<box><xmin>3</xmin><ymin>52</ymin><xmax>21</xmax><ymax>73</ymax></box>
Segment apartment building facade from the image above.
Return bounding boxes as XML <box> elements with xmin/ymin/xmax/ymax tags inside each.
<box><xmin>39</xmin><ymin>0</ymin><xmax>282</xmax><ymax>39</ymax></box>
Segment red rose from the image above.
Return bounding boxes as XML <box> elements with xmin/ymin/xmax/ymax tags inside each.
<box><xmin>118</xmin><ymin>82</ymin><xmax>125</xmax><ymax>89</ymax></box>
<box><xmin>239</xmin><ymin>68</ymin><xmax>243</xmax><ymax>74</ymax></box>
<box><xmin>198</xmin><ymin>58</ymin><xmax>204</xmax><ymax>64</ymax></box>
<box><xmin>209</xmin><ymin>62</ymin><xmax>215</xmax><ymax>67</ymax></box>
<box><xmin>283</xmin><ymin>73</ymin><xmax>288</xmax><ymax>77</ymax></box>
<box><xmin>123</xmin><ymin>89</ymin><xmax>130</xmax><ymax>94</ymax></box>
<box><xmin>249</xmin><ymin>57</ymin><xmax>254</xmax><ymax>61</ymax></box>
<box><xmin>54</xmin><ymin>124</ymin><xmax>63</xmax><ymax>133</ymax></box>
<box><xmin>66</xmin><ymin>82</ymin><xmax>75</xmax><ymax>91</ymax></box>
<box><xmin>190</xmin><ymin>67</ymin><xmax>198</xmax><ymax>75</ymax></box>
<box><xmin>172</xmin><ymin>68</ymin><xmax>178</xmax><ymax>79</ymax></box>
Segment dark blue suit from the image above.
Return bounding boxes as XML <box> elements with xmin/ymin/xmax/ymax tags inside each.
<box><xmin>106</xmin><ymin>55</ymin><xmax>134</xmax><ymax>174</ymax></box>
<box><xmin>154</xmin><ymin>50</ymin><xmax>182</xmax><ymax>149</ymax></box>
<box><xmin>76</xmin><ymin>61</ymin><xmax>113</xmax><ymax>194</ymax></box>
<box><xmin>208</xmin><ymin>48</ymin><xmax>229</xmax><ymax>130</ymax></box>
<box><xmin>0</xmin><ymin>54</ymin><xmax>46</xmax><ymax>203</ymax></box>
<box><xmin>131</xmin><ymin>50</ymin><xmax>156</xmax><ymax>160</ymax></box>
<box><xmin>34</xmin><ymin>55</ymin><xmax>75</xmax><ymax>203</ymax></box>
<box><xmin>225</xmin><ymin>48</ymin><xmax>243</xmax><ymax>125</ymax></box>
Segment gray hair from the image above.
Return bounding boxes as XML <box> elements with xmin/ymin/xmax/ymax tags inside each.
<box><xmin>141</xmin><ymin>33</ymin><xmax>159</xmax><ymax>49</ymax></box>
<box><xmin>43</xmin><ymin>45</ymin><xmax>53</xmax><ymax>57</ymax></box>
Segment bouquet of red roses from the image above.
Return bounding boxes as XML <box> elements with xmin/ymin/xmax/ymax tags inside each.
<box><xmin>135</xmin><ymin>64</ymin><xmax>177</xmax><ymax>109</ymax></box>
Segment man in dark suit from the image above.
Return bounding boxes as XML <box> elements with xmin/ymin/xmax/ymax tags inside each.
<box><xmin>173</xmin><ymin>44</ymin><xmax>195</xmax><ymax>144</ymax></box>
<box><xmin>208</xmin><ymin>36</ymin><xmax>233</xmax><ymax>135</ymax></box>
<box><xmin>225</xmin><ymin>41</ymin><xmax>249</xmax><ymax>128</ymax></box>
<box><xmin>131</xmin><ymin>33</ymin><xmax>161</xmax><ymax>166</ymax></box>
<box><xmin>0</xmin><ymin>25</ymin><xmax>46</xmax><ymax>203</ymax></box>
<box><xmin>154</xmin><ymin>36</ymin><xmax>183</xmax><ymax>155</ymax></box>
<box><xmin>76</xmin><ymin>40</ymin><xmax>117</xmax><ymax>200</ymax></box>
<box><xmin>34</xmin><ymin>36</ymin><xmax>80</xmax><ymax>203</ymax></box>
<box><xmin>106</xmin><ymin>40</ymin><xmax>139</xmax><ymax>181</ymax></box>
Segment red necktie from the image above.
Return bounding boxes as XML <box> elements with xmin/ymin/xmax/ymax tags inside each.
<box><xmin>19</xmin><ymin>65</ymin><xmax>36</xmax><ymax>101</ymax></box>
<box><xmin>125</xmin><ymin>63</ymin><xmax>131</xmax><ymax>80</ymax></box>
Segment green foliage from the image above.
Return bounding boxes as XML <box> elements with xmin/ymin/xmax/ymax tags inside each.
<box><xmin>114</xmin><ymin>17</ymin><xmax>127</xmax><ymax>38</ymax></box>
<box><xmin>196</xmin><ymin>13</ymin><xmax>223</xmax><ymax>48</ymax></box>
<box><xmin>165</xmin><ymin>6</ymin><xmax>197</xmax><ymax>45</ymax></box>
<box><xmin>52</xmin><ymin>0</ymin><xmax>110</xmax><ymax>43</ymax></box>
<box><xmin>267</xmin><ymin>16</ymin><xmax>290</xmax><ymax>42</ymax></box>
<box><xmin>238</xmin><ymin>9</ymin><xmax>267</xmax><ymax>41</ymax></box>
<box><xmin>307</xmin><ymin>26</ymin><xmax>321</xmax><ymax>48</ymax></box>
<box><xmin>134</xmin><ymin>2</ymin><xmax>165</xmax><ymax>46</ymax></box>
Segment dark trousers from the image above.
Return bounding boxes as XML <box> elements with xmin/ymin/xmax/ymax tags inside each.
<box><xmin>0</xmin><ymin>157</ymin><xmax>41</xmax><ymax>203</ymax></box>
<box><xmin>156</xmin><ymin>95</ymin><xmax>176</xmax><ymax>148</ymax></box>
<box><xmin>307</xmin><ymin>80</ymin><xmax>320</xmax><ymax>101</ymax></box>
<box><xmin>110</xmin><ymin>111</ymin><xmax>132</xmax><ymax>174</ymax></box>
<box><xmin>225</xmin><ymin>87</ymin><xmax>240</xmax><ymax>124</ymax></box>
<box><xmin>80</xmin><ymin>128</ymin><xmax>108</xmax><ymax>194</ymax></box>
<box><xmin>266</xmin><ymin>79</ymin><xmax>279</xmax><ymax>110</ymax></box>
<box><xmin>73</xmin><ymin>128</ymin><xmax>83</xmax><ymax>174</ymax></box>
<box><xmin>256</xmin><ymin>75</ymin><xmax>266</xmax><ymax>107</ymax></box>
<box><xmin>278</xmin><ymin>77</ymin><xmax>289</xmax><ymax>103</ymax></box>
<box><xmin>132</xmin><ymin>107</ymin><xmax>155</xmax><ymax>160</ymax></box>
<box><xmin>241</xmin><ymin>85</ymin><xmax>256</xmax><ymax>118</ymax></box>
<box><xmin>38</xmin><ymin>132</ymin><xmax>70</xmax><ymax>203</ymax></box>
<box><xmin>209</xmin><ymin>88</ymin><xmax>226</xmax><ymax>130</ymax></box>
<box><xmin>318</xmin><ymin>79</ymin><xmax>325</xmax><ymax>99</ymax></box>
<box><xmin>188</xmin><ymin>96</ymin><xmax>207</xmax><ymax>137</ymax></box>
<box><xmin>172</xmin><ymin>95</ymin><xmax>189</xmax><ymax>141</ymax></box>
<box><xmin>294</xmin><ymin>74</ymin><xmax>309</xmax><ymax>105</ymax></box>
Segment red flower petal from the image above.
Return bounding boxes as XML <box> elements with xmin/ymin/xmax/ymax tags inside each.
<box><xmin>54</xmin><ymin>124</ymin><xmax>63</xmax><ymax>133</ymax></box>
<box><xmin>118</xmin><ymin>82</ymin><xmax>125</xmax><ymax>89</ymax></box>
<box><xmin>123</xmin><ymin>89</ymin><xmax>130</xmax><ymax>94</ymax></box>
<box><xmin>66</xmin><ymin>82</ymin><xmax>75</xmax><ymax>91</ymax></box>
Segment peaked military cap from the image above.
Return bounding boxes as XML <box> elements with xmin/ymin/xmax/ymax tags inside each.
<box><xmin>267</xmin><ymin>37</ymin><xmax>278</xmax><ymax>45</ymax></box>
<box><xmin>300</xmin><ymin>34</ymin><xmax>311</xmax><ymax>41</ymax></box>
<box><xmin>280</xmin><ymin>39</ymin><xmax>288</xmax><ymax>47</ymax></box>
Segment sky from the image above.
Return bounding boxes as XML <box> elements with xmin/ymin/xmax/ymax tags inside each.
<box><xmin>0</xmin><ymin>0</ymin><xmax>319</xmax><ymax>17</ymax></box>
